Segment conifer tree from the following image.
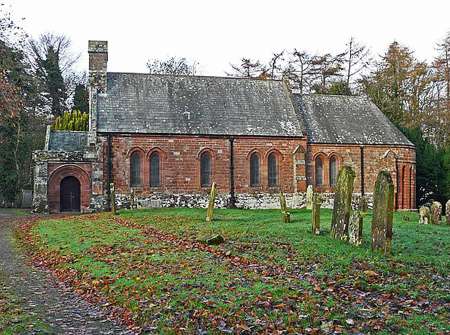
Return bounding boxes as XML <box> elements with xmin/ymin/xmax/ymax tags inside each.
<box><xmin>72</xmin><ymin>83</ymin><xmax>89</xmax><ymax>112</ymax></box>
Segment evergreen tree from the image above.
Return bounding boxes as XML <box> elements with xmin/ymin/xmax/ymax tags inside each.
<box><xmin>72</xmin><ymin>83</ymin><xmax>89</xmax><ymax>112</ymax></box>
<box><xmin>52</xmin><ymin>110</ymin><xmax>88</xmax><ymax>131</ymax></box>
<box><xmin>43</xmin><ymin>46</ymin><xmax>67</xmax><ymax>116</ymax></box>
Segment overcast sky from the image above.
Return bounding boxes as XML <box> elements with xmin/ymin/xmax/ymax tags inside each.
<box><xmin>4</xmin><ymin>0</ymin><xmax>450</xmax><ymax>75</ymax></box>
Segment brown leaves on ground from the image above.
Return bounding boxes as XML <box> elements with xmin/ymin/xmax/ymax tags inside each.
<box><xmin>15</xmin><ymin>213</ymin><xmax>450</xmax><ymax>334</ymax></box>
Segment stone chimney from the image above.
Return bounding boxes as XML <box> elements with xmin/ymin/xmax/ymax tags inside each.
<box><xmin>87</xmin><ymin>40</ymin><xmax>107</xmax><ymax>145</ymax></box>
<box><xmin>88</xmin><ymin>40</ymin><xmax>108</xmax><ymax>93</ymax></box>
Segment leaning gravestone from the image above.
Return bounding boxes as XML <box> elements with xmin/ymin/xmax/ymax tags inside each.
<box><xmin>446</xmin><ymin>200</ymin><xmax>450</xmax><ymax>225</ymax></box>
<box><xmin>331</xmin><ymin>166</ymin><xmax>356</xmax><ymax>241</ymax></box>
<box><xmin>311</xmin><ymin>193</ymin><xmax>322</xmax><ymax>235</ymax></box>
<box><xmin>206</xmin><ymin>182</ymin><xmax>217</xmax><ymax>222</ymax></box>
<box><xmin>371</xmin><ymin>171</ymin><xmax>394</xmax><ymax>254</ymax></box>
<box><xmin>430</xmin><ymin>201</ymin><xmax>442</xmax><ymax>225</ymax></box>
<box><xmin>306</xmin><ymin>185</ymin><xmax>313</xmax><ymax>210</ymax></box>
<box><xmin>419</xmin><ymin>206</ymin><xmax>430</xmax><ymax>224</ymax></box>
<box><xmin>279</xmin><ymin>192</ymin><xmax>291</xmax><ymax>223</ymax></box>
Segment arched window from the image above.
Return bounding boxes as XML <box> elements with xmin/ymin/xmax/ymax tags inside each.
<box><xmin>250</xmin><ymin>152</ymin><xmax>260</xmax><ymax>186</ymax></box>
<box><xmin>315</xmin><ymin>156</ymin><xmax>323</xmax><ymax>186</ymax></box>
<box><xmin>200</xmin><ymin>151</ymin><xmax>211</xmax><ymax>187</ymax></box>
<box><xmin>329</xmin><ymin>156</ymin><xmax>337</xmax><ymax>186</ymax></box>
<box><xmin>268</xmin><ymin>152</ymin><xmax>278</xmax><ymax>187</ymax></box>
<box><xmin>130</xmin><ymin>152</ymin><xmax>141</xmax><ymax>186</ymax></box>
<box><xmin>150</xmin><ymin>152</ymin><xmax>160</xmax><ymax>187</ymax></box>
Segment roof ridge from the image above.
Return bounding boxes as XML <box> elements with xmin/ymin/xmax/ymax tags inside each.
<box><xmin>297</xmin><ymin>93</ymin><xmax>367</xmax><ymax>99</ymax></box>
<box><xmin>107</xmin><ymin>71</ymin><xmax>283</xmax><ymax>82</ymax></box>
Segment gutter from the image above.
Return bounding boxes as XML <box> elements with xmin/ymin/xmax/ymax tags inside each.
<box><xmin>228</xmin><ymin>137</ymin><xmax>236</xmax><ymax>208</ymax></box>
<box><xmin>106</xmin><ymin>134</ymin><xmax>113</xmax><ymax>211</ymax></box>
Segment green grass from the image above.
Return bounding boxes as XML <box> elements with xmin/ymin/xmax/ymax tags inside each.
<box><xmin>0</xmin><ymin>208</ymin><xmax>29</xmax><ymax>217</ymax></box>
<box><xmin>0</xmin><ymin>273</ymin><xmax>51</xmax><ymax>335</ymax></box>
<box><xmin>19</xmin><ymin>208</ymin><xmax>450</xmax><ymax>334</ymax></box>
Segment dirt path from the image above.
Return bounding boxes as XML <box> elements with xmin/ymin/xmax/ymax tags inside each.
<box><xmin>0</xmin><ymin>211</ymin><xmax>134</xmax><ymax>335</ymax></box>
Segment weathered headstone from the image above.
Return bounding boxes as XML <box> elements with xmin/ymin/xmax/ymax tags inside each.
<box><xmin>349</xmin><ymin>211</ymin><xmax>363</xmax><ymax>245</ymax></box>
<box><xmin>206</xmin><ymin>182</ymin><xmax>217</xmax><ymax>222</ymax></box>
<box><xmin>130</xmin><ymin>189</ymin><xmax>137</xmax><ymax>209</ymax></box>
<box><xmin>430</xmin><ymin>201</ymin><xmax>442</xmax><ymax>225</ymax></box>
<box><xmin>446</xmin><ymin>200</ymin><xmax>450</xmax><ymax>225</ymax></box>
<box><xmin>349</xmin><ymin>197</ymin><xmax>366</xmax><ymax>245</ymax></box>
<box><xmin>311</xmin><ymin>193</ymin><xmax>322</xmax><ymax>235</ymax></box>
<box><xmin>419</xmin><ymin>206</ymin><xmax>430</xmax><ymax>224</ymax></box>
<box><xmin>371</xmin><ymin>171</ymin><xmax>394</xmax><ymax>254</ymax></box>
<box><xmin>110</xmin><ymin>182</ymin><xmax>117</xmax><ymax>215</ymax></box>
<box><xmin>279</xmin><ymin>192</ymin><xmax>291</xmax><ymax>223</ymax></box>
<box><xmin>331</xmin><ymin>166</ymin><xmax>356</xmax><ymax>241</ymax></box>
<box><xmin>306</xmin><ymin>185</ymin><xmax>313</xmax><ymax>210</ymax></box>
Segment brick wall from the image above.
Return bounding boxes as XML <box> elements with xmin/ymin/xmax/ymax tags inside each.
<box><xmin>307</xmin><ymin>144</ymin><xmax>416</xmax><ymax>209</ymax></box>
<box><xmin>101</xmin><ymin>134</ymin><xmax>307</xmax><ymax>197</ymax></box>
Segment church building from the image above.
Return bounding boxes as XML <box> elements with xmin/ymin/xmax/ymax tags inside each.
<box><xmin>32</xmin><ymin>41</ymin><xmax>416</xmax><ymax>213</ymax></box>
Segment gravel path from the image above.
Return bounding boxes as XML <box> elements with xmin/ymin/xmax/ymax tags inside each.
<box><xmin>0</xmin><ymin>211</ymin><xmax>134</xmax><ymax>335</ymax></box>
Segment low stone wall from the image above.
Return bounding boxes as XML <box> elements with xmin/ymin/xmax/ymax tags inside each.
<box><xmin>99</xmin><ymin>192</ymin><xmax>374</xmax><ymax>211</ymax></box>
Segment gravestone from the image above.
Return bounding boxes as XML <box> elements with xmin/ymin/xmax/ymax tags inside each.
<box><xmin>206</xmin><ymin>182</ymin><xmax>217</xmax><ymax>222</ymax></box>
<box><xmin>371</xmin><ymin>171</ymin><xmax>394</xmax><ymax>254</ymax></box>
<box><xmin>331</xmin><ymin>166</ymin><xmax>356</xmax><ymax>241</ymax></box>
<box><xmin>279</xmin><ymin>192</ymin><xmax>291</xmax><ymax>223</ymax></box>
<box><xmin>21</xmin><ymin>189</ymin><xmax>33</xmax><ymax>208</ymax></box>
<box><xmin>430</xmin><ymin>201</ymin><xmax>442</xmax><ymax>224</ymax></box>
<box><xmin>311</xmin><ymin>193</ymin><xmax>322</xmax><ymax>235</ymax></box>
<box><xmin>446</xmin><ymin>200</ymin><xmax>450</xmax><ymax>225</ymax></box>
<box><xmin>110</xmin><ymin>183</ymin><xmax>117</xmax><ymax>215</ymax></box>
<box><xmin>349</xmin><ymin>197</ymin><xmax>366</xmax><ymax>246</ymax></box>
<box><xmin>419</xmin><ymin>206</ymin><xmax>430</xmax><ymax>224</ymax></box>
<box><xmin>130</xmin><ymin>189</ymin><xmax>137</xmax><ymax>209</ymax></box>
<box><xmin>306</xmin><ymin>185</ymin><xmax>313</xmax><ymax>210</ymax></box>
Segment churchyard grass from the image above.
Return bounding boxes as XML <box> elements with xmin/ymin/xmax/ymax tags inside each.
<box><xmin>17</xmin><ymin>209</ymin><xmax>449</xmax><ymax>333</ymax></box>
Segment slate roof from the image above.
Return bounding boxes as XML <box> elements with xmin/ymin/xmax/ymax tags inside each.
<box><xmin>293</xmin><ymin>94</ymin><xmax>413</xmax><ymax>146</ymax></box>
<box><xmin>48</xmin><ymin>131</ymin><xmax>88</xmax><ymax>151</ymax></box>
<box><xmin>96</xmin><ymin>73</ymin><xmax>305</xmax><ymax>137</ymax></box>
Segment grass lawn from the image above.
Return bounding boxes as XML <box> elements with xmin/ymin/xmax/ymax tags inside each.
<box><xmin>0</xmin><ymin>273</ymin><xmax>50</xmax><ymax>334</ymax></box>
<box><xmin>17</xmin><ymin>208</ymin><xmax>449</xmax><ymax>334</ymax></box>
<box><xmin>0</xmin><ymin>208</ymin><xmax>30</xmax><ymax>217</ymax></box>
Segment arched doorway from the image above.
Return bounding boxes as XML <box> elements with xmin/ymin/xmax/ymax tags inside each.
<box><xmin>60</xmin><ymin>176</ymin><xmax>81</xmax><ymax>212</ymax></box>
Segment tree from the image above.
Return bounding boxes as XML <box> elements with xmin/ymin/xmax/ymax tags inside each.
<box><xmin>0</xmin><ymin>6</ymin><xmax>46</xmax><ymax>202</ymax></box>
<box><xmin>52</xmin><ymin>110</ymin><xmax>88</xmax><ymax>131</ymax></box>
<box><xmin>146</xmin><ymin>56</ymin><xmax>198</xmax><ymax>75</ymax></box>
<box><xmin>268</xmin><ymin>51</ymin><xmax>284</xmax><ymax>79</ymax></box>
<box><xmin>309</xmin><ymin>53</ymin><xmax>345</xmax><ymax>93</ymax></box>
<box><xmin>325</xmin><ymin>80</ymin><xmax>352</xmax><ymax>95</ymax></box>
<box><xmin>361</xmin><ymin>42</ymin><xmax>432</xmax><ymax>126</ymax></box>
<box><xmin>344</xmin><ymin>37</ymin><xmax>371</xmax><ymax>89</ymax></box>
<box><xmin>284</xmin><ymin>50</ymin><xmax>315</xmax><ymax>93</ymax></box>
<box><xmin>227</xmin><ymin>58</ymin><xmax>265</xmax><ymax>78</ymax></box>
<box><xmin>72</xmin><ymin>83</ymin><xmax>89</xmax><ymax>112</ymax></box>
<box><xmin>27</xmin><ymin>33</ymin><xmax>79</xmax><ymax>116</ymax></box>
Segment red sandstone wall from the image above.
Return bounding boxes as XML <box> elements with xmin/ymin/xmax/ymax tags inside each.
<box><xmin>103</xmin><ymin>135</ymin><xmax>307</xmax><ymax>196</ymax></box>
<box><xmin>307</xmin><ymin>144</ymin><xmax>416</xmax><ymax>209</ymax></box>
